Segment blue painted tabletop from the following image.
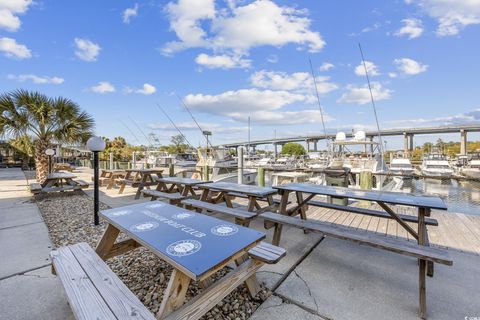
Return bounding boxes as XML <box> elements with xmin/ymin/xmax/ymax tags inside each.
<box><xmin>101</xmin><ymin>201</ymin><xmax>265</xmax><ymax>279</ymax></box>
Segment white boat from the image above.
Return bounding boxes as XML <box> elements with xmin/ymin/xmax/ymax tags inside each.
<box><xmin>329</xmin><ymin>131</ymin><xmax>387</xmax><ymax>189</ymax></box>
<box><xmin>154</xmin><ymin>152</ymin><xmax>198</xmax><ymax>168</ymax></box>
<box><xmin>389</xmin><ymin>158</ymin><xmax>415</xmax><ymax>179</ymax></box>
<box><xmin>306</xmin><ymin>152</ymin><xmax>329</xmax><ymax>170</ymax></box>
<box><xmin>196</xmin><ymin>148</ymin><xmax>257</xmax><ymax>184</ymax></box>
<box><xmin>461</xmin><ymin>159</ymin><xmax>480</xmax><ymax>179</ymax></box>
<box><xmin>420</xmin><ymin>154</ymin><xmax>454</xmax><ymax>178</ymax></box>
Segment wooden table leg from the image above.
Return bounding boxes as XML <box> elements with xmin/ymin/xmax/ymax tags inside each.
<box><xmin>135</xmin><ymin>174</ymin><xmax>148</xmax><ymax>199</ymax></box>
<box><xmin>272</xmin><ymin>191</ymin><xmax>290</xmax><ymax>246</ymax></box>
<box><xmin>235</xmin><ymin>255</ymin><xmax>261</xmax><ymax>297</ymax></box>
<box><xmin>418</xmin><ymin>207</ymin><xmax>427</xmax><ymax>319</ymax></box>
<box><xmin>119</xmin><ymin>171</ymin><xmax>131</xmax><ymax>194</ymax></box>
<box><xmin>157</xmin><ymin>269</ymin><xmax>191</xmax><ymax>319</ymax></box>
<box><xmin>95</xmin><ymin>224</ymin><xmax>120</xmax><ymax>260</ymax></box>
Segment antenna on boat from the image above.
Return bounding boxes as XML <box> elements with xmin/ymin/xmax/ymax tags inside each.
<box><xmin>309</xmin><ymin>58</ymin><xmax>329</xmax><ymax>150</ymax></box>
<box><xmin>155</xmin><ymin>103</ymin><xmax>195</xmax><ymax>150</ymax></box>
<box><xmin>358</xmin><ymin>43</ymin><xmax>385</xmax><ymax>167</ymax></box>
<box><xmin>128</xmin><ymin>116</ymin><xmax>154</xmax><ymax>147</ymax></box>
<box><xmin>175</xmin><ymin>93</ymin><xmax>214</xmax><ymax>149</ymax></box>
<box><xmin>118</xmin><ymin>119</ymin><xmax>142</xmax><ymax>146</ymax></box>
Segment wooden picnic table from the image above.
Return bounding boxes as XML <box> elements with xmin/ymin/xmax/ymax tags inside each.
<box><xmin>196</xmin><ymin>182</ymin><xmax>278</xmax><ymax>214</ymax></box>
<box><xmin>271</xmin><ymin>182</ymin><xmax>449</xmax><ymax>319</ymax></box>
<box><xmin>32</xmin><ymin>172</ymin><xmax>88</xmax><ymax>193</ymax></box>
<box><xmin>97</xmin><ymin>201</ymin><xmax>269</xmax><ymax>319</ymax></box>
<box><xmin>156</xmin><ymin>177</ymin><xmax>212</xmax><ymax>197</ymax></box>
<box><xmin>100</xmin><ymin>169</ymin><xmax>126</xmax><ymax>189</ymax></box>
<box><xmin>117</xmin><ymin>168</ymin><xmax>164</xmax><ymax>199</ymax></box>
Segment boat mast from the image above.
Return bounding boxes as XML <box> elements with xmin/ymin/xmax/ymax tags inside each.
<box><xmin>155</xmin><ymin>103</ymin><xmax>195</xmax><ymax>150</ymax></box>
<box><xmin>358</xmin><ymin>43</ymin><xmax>385</xmax><ymax>169</ymax></box>
<box><xmin>309</xmin><ymin>58</ymin><xmax>329</xmax><ymax>151</ymax></box>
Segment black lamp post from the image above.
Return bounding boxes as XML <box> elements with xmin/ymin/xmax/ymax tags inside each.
<box><xmin>45</xmin><ymin>148</ymin><xmax>55</xmax><ymax>174</ymax></box>
<box><xmin>87</xmin><ymin>136</ymin><xmax>106</xmax><ymax>225</ymax></box>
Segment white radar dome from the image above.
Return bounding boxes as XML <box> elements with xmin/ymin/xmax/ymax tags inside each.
<box><xmin>354</xmin><ymin>130</ymin><xmax>366</xmax><ymax>141</ymax></box>
<box><xmin>336</xmin><ymin>132</ymin><xmax>346</xmax><ymax>141</ymax></box>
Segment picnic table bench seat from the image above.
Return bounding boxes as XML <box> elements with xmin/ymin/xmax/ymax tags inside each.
<box><xmin>30</xmin><ymin>182</ymin><xmax>42</xmax><ymax>194</ymax></box>
<box><xmin>248</xmin><ymin>241</ymin><xmax>286</xmax><ymax>264</ymax></box>
<box><xmin>116</xmin><ymin>178</ymin><xmax>140</xmax><ymax>187</ymax></box>
<box><xmin>227</xmin><ymin>192</ymin><xmax>287</xmax><ymax>205</ymax></box>
<box><xmin>50</xmin><ymin>242</ymin><xmax>155</xmax><ymax>320</ymax></box>
<box><xmin>260</xmin><ymin>212</ymin><xmax>452</xmax><ymax>266</ymax></box>
<box><xmin>142</xmin><ymin>189</ymin><xmax>187</xmax><ymax>204</ymax></box>
<box><xmin>307</xmin><ymin>200</ymin><xmax>439</xmax><ymax>226</ymax></box>
<box><xmin>75</xmin><ymin>179</ymin><xmax>90</xmax><ymax>188</ymax></box>
<box><xmin>181</xmin><ymin>199</ymin><xmax>256</xmax><ymax>224</ymax></box>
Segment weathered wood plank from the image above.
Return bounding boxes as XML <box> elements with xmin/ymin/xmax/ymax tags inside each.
<box><xmin>308</xmin><ymin>200</ymin><xmax>438</xmax><ymax>226</ymax></box>
<box><xmin>248</xmin><ymin>242</ymin><xmax>286</xmax><ymax>264</ymax></box>
<box><xmin>157</xmin><ymin>269</ymin><xmax>191</xmax><ymax>319</ymax></box>
<box><xmin>50</xmin><ymin>247</ymin><xmax>117</xmax><ymax>320</ymax></box>
<box><xmin>261</xmin><ymin>212</ymin><xmax>453</xmax><ymax>265</ymax></box>
<box><xmin>103</xmin><ymin>239</ymin><xmax>141</xmax><ymax>260</ymax></box>
<box><xmin>70</xmin><ymin>243</ymin><xmax>155</xmax><ymax>319</ymax></box>
<box><xmin>164</xmin><ymin>259</ymin><xmax>263</xmax><ymax>320</ymax></box>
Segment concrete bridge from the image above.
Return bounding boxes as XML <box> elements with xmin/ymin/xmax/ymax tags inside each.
<box><xmin>219</xmin><ymin>125</ymin><xmax>480</xmax><ymax>156</ymax></box>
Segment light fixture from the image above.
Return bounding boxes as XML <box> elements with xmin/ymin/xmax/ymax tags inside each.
<box><xmin>86</xmin><ymin>136</ymin><xmax>106</xmax><ymax>225</ymax></box>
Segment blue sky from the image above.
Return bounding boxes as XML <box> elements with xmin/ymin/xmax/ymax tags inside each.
<box><xmin>1</xmin><ymin>0</ymin><xmax>479</xmax><ymax>150</ymax></box>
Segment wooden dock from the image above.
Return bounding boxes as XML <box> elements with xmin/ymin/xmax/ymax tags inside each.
<box><xmin>306</xmin><ymin>202</ymin><xmax>480</xmax><ymax>255</ymax></box>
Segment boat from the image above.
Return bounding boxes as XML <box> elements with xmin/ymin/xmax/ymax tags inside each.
<box><xmin>196</xmin><ymin>148</ymin><xmax>257</xmax><ymax>184</ymax></box>
<box><xmin>153</xmin><ymin>152</ymin><xmax>198</xmax><ymax>168</ymax></box>
<box><xmin>328</xmin><ymin>131</ymin><xmax>387</xmax><ymax>189</ymax></box>
<box><xmin>460</xmin><ymin>154</ymin><xmax>480</xmax><ymax>179</ymax></box>
<box><xmin>420</xmin><ymin>153</ymin><xmax>454</xmax><ymax>178</ymax></box>
<box><xmin>389</xmin><ymin>158</ymin><xmax>415</xmax><ymax>179</ymax></box>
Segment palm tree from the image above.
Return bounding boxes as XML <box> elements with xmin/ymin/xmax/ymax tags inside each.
<box><xmin>0</xmin><ymin>90</ymin><xmax>94</xmax><ymax>182</ymax></box>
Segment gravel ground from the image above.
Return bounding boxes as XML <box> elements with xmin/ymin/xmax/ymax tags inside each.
<box><xmin>35</xmin><ymin>191</ymin><xmax>269</xmax><ymax>319</ymax></box>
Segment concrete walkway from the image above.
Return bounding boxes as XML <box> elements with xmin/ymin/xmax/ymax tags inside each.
<box><xmin>0</xmin><ymin>168</ymin><xmax>72</xmax><ymax>320</ymax></box>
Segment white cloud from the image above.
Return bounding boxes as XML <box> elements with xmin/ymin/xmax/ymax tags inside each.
<box><xmin>267</xmin><ymin>54</ymin><xmax>278</xmax><ymax>63</ymax></box>
<box><xmin>195</xmin><ymin>53</ymin><xmax>251</xmax><ymax>69</ymax></box>
<box><xmin>388</xmin><ymin>72</ymin><xmax>398</xmax><ymax>78</ymax></box>
<box><xmin>386</xmin><ymin>109</ymin><xmax>480</xmax><ymax>127</ymax></box>
<box><xmin>123</xmin><ymin>3</ymin><xmax>139</xmax><ymax>24</ymax></box>
<box><xmin>406</xmin><ymin>0</ymin><xmax>480</xmax><ymax>36</ymax></box>
<box><xmin>182</xmin><ymin>88</ymin><xmax>334</xmax><ymax>126</ymax></box>
<box><xmin>7</xmin><ymin>74</ymin><xmax>64</xmax><ymax>84</ymax></box>
<box><xmin>149</xmin><ymin>121</ymin><xmax>247</xmax><ymax>134</ymax></box>
<box><xmin>394</xmin><ymin>58</ymin><xmax>428</xmax><ymax>75</ymax></box>
<box><xmin>136</xmin><ymin>83</ymin><xmax>156</xmax><ymax>95</ymax></box>
<box><xmin>0</xmin><ymin>0</ymin><xmax>33</xmax><ymax>32</ymax></box>
<box><xmin>319</xmin><ymin>62</ymin><xmax>334</xmax><ymax>71</ymax></box>
<box><xmin>163</xmin><ymin>0</ymin><xmax>325</xmax><ymax>67</ymax></box>
<box><xmin>0</xmin><ymin>37</ymin><xmax>31</xmax><ymax>59</ymax></box>
<box><xmin>337</xmin><ymin>82</ymin><xmax>392</xmax><ymax>105</ymax></box>
<box><xmin>74</xmin><ymin>38</ymin><xmax>101</xmax><ymax>61</ymax></box>
<box><xmin>394</xmin><ymin>18</ymin><xmax>424</xmax><ymax>39</ymax></box>
<box><xmin>250</xmin><ymin>70</ymin><xmax>337</xmax><ymax>94</ymax></box>
<box><xmin>354</xmin><ymin>61</ymin><xmax>380</xmax><ymax>77</ymax></box>
<box><xmin>124</xmin><ymin>83</ymin><xmax>157</xmax><ymax>95</ymax></box>
<box><xmin>89</xmin><ymin>81</ymin><xmax>115</xmax><ymax>94</ymax></box>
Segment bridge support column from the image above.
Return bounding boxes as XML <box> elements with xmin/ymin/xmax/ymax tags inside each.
<box><xmin>460</xmin><ymin>130</ymin><xmax>467</xmax><ymax>155</ymax></box>
<box><xmin>313</xmin><ymin>140</ymin><xmax>318</xmax><ymax>151</ymax></box>
<box><xmin>274</xmin><ymin>143</ymin><xmax>278</xmax><ymax>159</ymax></box>
<box><xmin>403</xmin><ymin>133</ymin><xmax>409</xmax><ymax>155</ymax></box>
<box><xmin>408</xmin><ymin>134</ymin><xmax>414</xmax><ymax>151</ymax></box>
<box><xmin>305</xmin><ymin>140</ymin><xmax>310</xmax><ymax>152</ymax></box>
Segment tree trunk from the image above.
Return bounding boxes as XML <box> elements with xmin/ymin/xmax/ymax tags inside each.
<box><xmin>35</xmin><ymin>139</ymin><xmax>49</xmax><ymax>183</ymax></box>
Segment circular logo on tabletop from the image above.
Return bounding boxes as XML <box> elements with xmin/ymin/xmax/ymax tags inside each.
<box><xmin>211</xmin><ymin>224</ymin><xmax>239</xmax><ymax>236</ymax></box>
<box><xmin>129</xmin><ymin>221</ymin><xmax>159</xmax><ymax>233</ymax></box>
<box><xmin>110</xmin><ymin>209</ymin><xmax>131</xmax><ymax>217</ymax></box>
<box><xmin>166</xmin><ymin>240</ymin><xmax>201</xmax><ymax>257</ymax></box>
<box><xmin>172</xmin><ymin>212</ymin><xmax>193</xmax><ymax>220</ymax></box>
<box><xmin>146</xmin><ymin>203</ymin><xmax>165</xmax><ymax>209</ymax></box>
